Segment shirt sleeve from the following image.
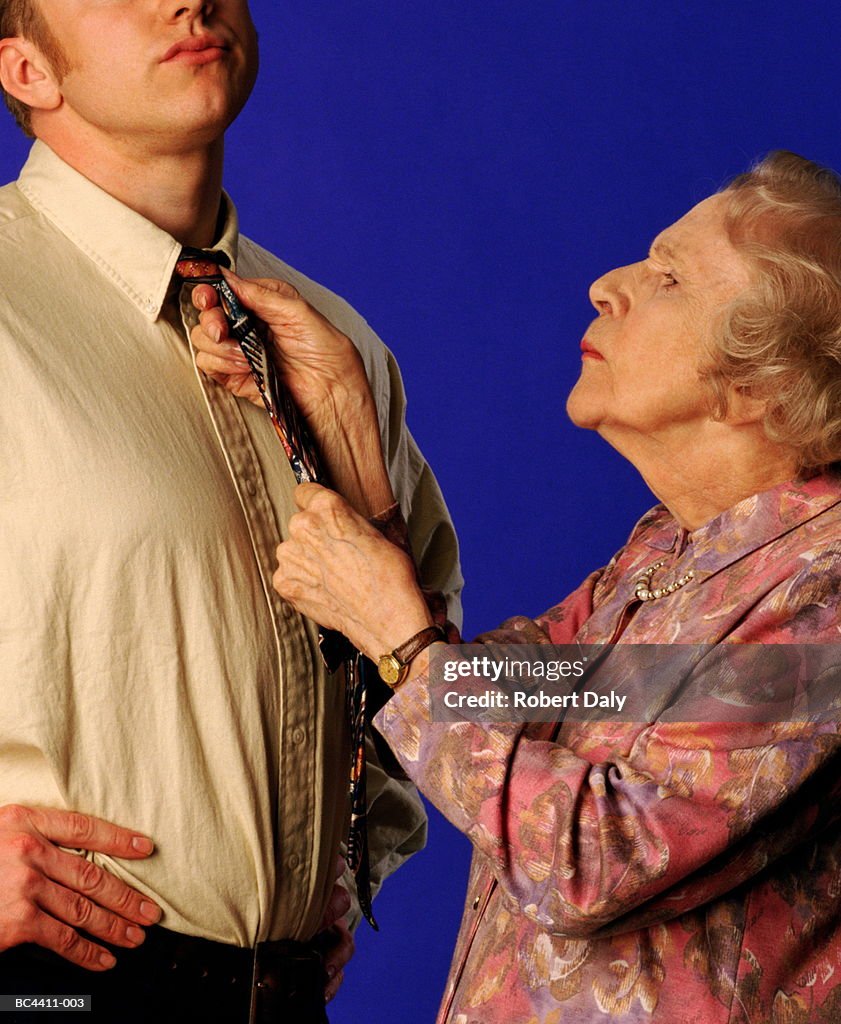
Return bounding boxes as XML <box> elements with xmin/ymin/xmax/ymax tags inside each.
<box><xmin>377</xmin><ymin>345</ymin><xmax>464</xmax><ymax>629</ymax></box>
<box><xmin>373</xmin><ymin>560</ymin><xmax>841</xmax><ymax>939</ymax></box>
<box><xmin>348</xmin><ymin>336</ymin><xmax>464</xmax><ymax>902</ymax></box>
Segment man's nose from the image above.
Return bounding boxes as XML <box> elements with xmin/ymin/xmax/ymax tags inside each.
<box><xmin>167</xmin><ymin>0</ymin><xmax>215</xmax><ymax>20</ymax></box>
<box><xmin>588</xmin><ymin>264</ymin><xmax>635</xmax><ymax>317</ymax></box>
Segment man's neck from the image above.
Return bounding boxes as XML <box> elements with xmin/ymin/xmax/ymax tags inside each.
<box><xmin>33</xmin><ymin>122</ymin><xmax>225</xmax><ymax>248</ymax></box>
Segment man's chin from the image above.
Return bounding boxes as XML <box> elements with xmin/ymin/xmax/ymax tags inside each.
<box><xmin>165</xmin><ymin>66</ymin><xmax>257</xmax><ymax>138</ymax></box>
<box><xmin>161</xmin><ymin>96</ymin><xmax>249</xmax><ymax>147</ymax></box>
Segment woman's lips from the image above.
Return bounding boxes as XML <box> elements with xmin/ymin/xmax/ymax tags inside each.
<box><xmin>580</xmin><ymin>338</ymin><xmax>605</xmax><ymax>361</ymax></box>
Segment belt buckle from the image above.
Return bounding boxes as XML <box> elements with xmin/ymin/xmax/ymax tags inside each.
<box><xmin>251</xmin><ymin>940</ymin><xmax>327</xmax><ymax>1023</ymax></box>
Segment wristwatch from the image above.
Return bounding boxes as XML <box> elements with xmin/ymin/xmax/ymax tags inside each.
<box><xmin>377</xmin><ymin>625</ymin><xmax>447</xmax><ymax>688</ymax></box>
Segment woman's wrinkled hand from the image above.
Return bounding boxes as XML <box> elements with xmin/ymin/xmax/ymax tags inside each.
<box><xmin>190</xmin><ymin>274</ymin><xmax>395</xmax><ymax>517</ymax></box>
<box><xmin>189</xmin><ymin>272</ymin><xmax>370</xmax><ymax>425</ymax></box>
<box><xmin>189</xmin><ymin>279</ymin><xmax>262</xmax><ymax>404</ymax></box>
<box><xmin>273</xmin><ymin>483</ymin><xmax>433</xmax><ymax>660</ymax></box>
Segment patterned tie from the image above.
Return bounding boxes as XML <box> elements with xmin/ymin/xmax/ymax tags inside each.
<box><xmin>175</xmin><ymin>248</ymin><xmax>378</xmax><ymax>929</ymax></box>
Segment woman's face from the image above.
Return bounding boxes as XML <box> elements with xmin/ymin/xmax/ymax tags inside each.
<box><xmin>567</xmin><ymin>194</ymin><xmax>753</xmax><ymax>450</ymax></box>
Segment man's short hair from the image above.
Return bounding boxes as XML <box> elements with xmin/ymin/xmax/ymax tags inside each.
<box><xmin>703</xmin><ymin>151</ymin><xmax>841</xmax><ymax>470</ymax></box>
<box><xmin>0</xmin><ymin>0</ymin><xmax>69</xmax><ymax>136</ymax></box>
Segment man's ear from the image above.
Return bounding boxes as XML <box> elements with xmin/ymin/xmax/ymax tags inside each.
<box><xmin>0</xmin><ymin>37</ymin><xmax>62</xmax><ymax>114</ymax></box>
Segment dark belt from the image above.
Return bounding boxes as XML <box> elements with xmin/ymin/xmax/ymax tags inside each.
<box><xmin>0</xmin><ymin>926</ymin><xmax>329</xmax><ymax>1024</ymax></box>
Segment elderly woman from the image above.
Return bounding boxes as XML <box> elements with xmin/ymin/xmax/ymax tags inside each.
<box><xmin>192</xmin><ymin>151</ymin><xmax>841</xmax><ymax>1023</ymax></box>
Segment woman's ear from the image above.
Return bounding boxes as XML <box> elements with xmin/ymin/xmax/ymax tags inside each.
<box><xmin>722</xmin><ymin>383</ymin><xmax>767</xmax><ymax>426</ymax></box>
<box><xmin>0</xmin><ymin>36</ymin><xmax>63</xmax><ymax>116</ymax></box>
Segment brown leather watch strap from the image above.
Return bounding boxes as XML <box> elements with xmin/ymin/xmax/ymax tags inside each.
<box><xmin>377</xmin><ymin>625</ymin><xmax>447</xmax><ymax>688</ymax></box>
<box><xmin>392</xmin><ymin>625</ymin><xmax>447</xmax><ymax>663</ymax></box>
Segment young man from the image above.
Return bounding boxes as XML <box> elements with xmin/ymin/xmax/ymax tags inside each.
<box><xmin>0</xmin><ymin>1</ymin><xmax>462</xmax><ymax>1020</ymax></box>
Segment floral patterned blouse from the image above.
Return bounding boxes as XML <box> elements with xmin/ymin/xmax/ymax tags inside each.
<box><xmin>374</xmin><ymin>472</ymin><xmax>841</xmax><ymax>1023</ymax></box>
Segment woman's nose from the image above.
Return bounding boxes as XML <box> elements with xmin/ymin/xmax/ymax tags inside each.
<box><xmin>588</xmin><ymin>264</ymin><xmax>635</xmax><ymax>316</ymax></box>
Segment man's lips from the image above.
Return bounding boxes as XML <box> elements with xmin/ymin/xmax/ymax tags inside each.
<box><xmin>162</xmin><ymin>35</ymin><xmax>229</xmax><ymax>64</ymax></box>
<box><xmin>580</xmin><ymin>338</ymin><xmax>605</xmax><ymax>361</ymax></box>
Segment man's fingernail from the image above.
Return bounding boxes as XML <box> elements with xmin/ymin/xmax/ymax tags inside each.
<box><xmin>131</xmin><ymin>836</ymin><xmax>154</xmax><ymax>854</ymax></box>
<box><xmin>99</xmin><ymin>952</ymin><xmax>116</xmax><ymax>969</ymax></box>
<box><xmin>126</xmin><ymin>926</ymin><xmax>145</xmax><ymax>945</ymax></box>
<box><xmin>140</xmin><ymin>901</ymin><xmax>161</xmax><ymax>923</ymax></box>
<box><xmin>326</xmin><ymin>964</ymin><xmax>337</xmax><ymax>981</ymax></box>
<box><xmin>196</xmin><ymin>293</ymin><xmax>206</xmax><ymax>309</ymax></box>
<box><xmin>209</xmin><ymin>324</ymin><xmax>222</xmax><ymax>343</ymax></box>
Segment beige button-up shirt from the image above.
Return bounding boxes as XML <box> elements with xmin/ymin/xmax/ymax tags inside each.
<box><xmin>0</xmin><ymin>141</ymin><xmax>462</xmax><ymax>946</ymax></box>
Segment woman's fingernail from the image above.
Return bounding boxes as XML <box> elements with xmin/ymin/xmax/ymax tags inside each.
<box><xmin>99</xmin><ymin>952</ymin><xmax>116</xmax><ymax>969</ymax></box>
<box><xmin>326</xmin><ymin>964</ymin><xmax>337</xmax><ymax>981</ymax></box>
<box><xmin>126</xmin><ymin>926</ymin><xmax>145</xmax><ymax>945</ymax></box>
<box><xmin>209</xmin><ymin>325</ymin><xmax>222</xmax><ymax>343</ymax></box>
<box><xmin>131</xmin><ymin>836</ymin><xmax>153</xmax><ymax>854</ymax></box>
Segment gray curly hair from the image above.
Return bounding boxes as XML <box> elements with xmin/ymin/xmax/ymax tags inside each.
<box><xmin>704</xmin><ymin>151</ymin><xmax>841</xmax><ymax>470</ymax></box>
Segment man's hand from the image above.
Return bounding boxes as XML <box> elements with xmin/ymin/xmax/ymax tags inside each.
<box><xmin>189</xmin><ymin>273</ymin><xmax>395</xmax><ymax>516</ymax></box>
<box><xmin>0</xmin><ymin>805</ymin><xmax>161</xmax><ymax>971</ymax></box>
<box><xmin>273</xmin><ymin>483</ymin><xmax>433</xmax><ymax>660</ymax></box>
<box><xmin>317</xmin><ymin>857</ymin><xmax>355</xmax><ymax>1005</ymax></box>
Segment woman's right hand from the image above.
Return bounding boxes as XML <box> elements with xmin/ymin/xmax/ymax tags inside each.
<box><xmin>190</xmin><ymin>273</ymin><xmax>395</xmax><ymax>516</ymax></box>
<box><xmin>190</xmin><ymin>272</ymin><xmax>369</xmax><ymax>424</ymax></box>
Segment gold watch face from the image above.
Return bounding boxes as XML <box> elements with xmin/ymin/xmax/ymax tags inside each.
<box><xmin>377</xmin><ymin>654</ymin><xmax>404</xmax><ymax>687</ymax></box>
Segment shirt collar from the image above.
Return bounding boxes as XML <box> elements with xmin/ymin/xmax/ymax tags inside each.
<box><xmin>15</xmin><ymin>140</ymin><xmax>240</xmax><ymax>322</ymax></box>
<box><xmin>633</xmin><ymin>470</ymin><xmax>841</xmax><ymax>577</ymax></box>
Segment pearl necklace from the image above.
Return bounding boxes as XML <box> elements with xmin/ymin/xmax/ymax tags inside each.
<box><xmin>634</xmin><ymin>560</ymin><xmax>695</xmax><ymax>602</ymax></box>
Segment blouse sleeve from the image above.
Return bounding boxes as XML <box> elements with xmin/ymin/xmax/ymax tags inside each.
<box><xmin>373</xmin><ymin>559</ymin><xmax>841</xmax><ymax>938</ymax></box>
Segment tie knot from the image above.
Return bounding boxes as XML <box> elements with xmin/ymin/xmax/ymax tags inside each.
<box><xmin>175</xmin><ymin>246</ymin><xmax>232</xmax><ymax>282</ymax></box>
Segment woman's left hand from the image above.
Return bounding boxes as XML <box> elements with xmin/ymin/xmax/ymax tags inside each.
<box><xmin>273</xmin><ymin>483</ymin><xmax>433</xmax><ymax>660</ymax></box>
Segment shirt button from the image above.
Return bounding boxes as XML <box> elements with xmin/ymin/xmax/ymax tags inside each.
<box><xmin>287</xmin><ymin>853</ymin><xmax>300</xmax><ymax>871</ymax></box>
<box><xmin>472</xmin><ymin>895</ymin><xmax>480</xmax><ymax>911</ymax></box>
<box><xmin>145</xmin><ymin>299</ymin><xmax>156</xmax><ymax>314</ymax></box>
<box><xmin>244</xmin><ymin>480</ymin><xmax>257</xmax><ymax>497</ymax></box>
<box><xmin>292</xmin><ymin>727</ymin><xmax>306</xmax><ymax>745</ymax></box>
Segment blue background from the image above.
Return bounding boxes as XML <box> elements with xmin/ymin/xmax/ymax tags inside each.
<box><xmin>2</xmin><ymin>2</ymin><xmax>839</xmax><ymax>1020</ymax></box>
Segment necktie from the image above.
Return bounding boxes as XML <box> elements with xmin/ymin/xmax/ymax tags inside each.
<box><xmin>175</xmin><ymin>248</ymin><xmax>378</xmax><ymax>929</ymax></box>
